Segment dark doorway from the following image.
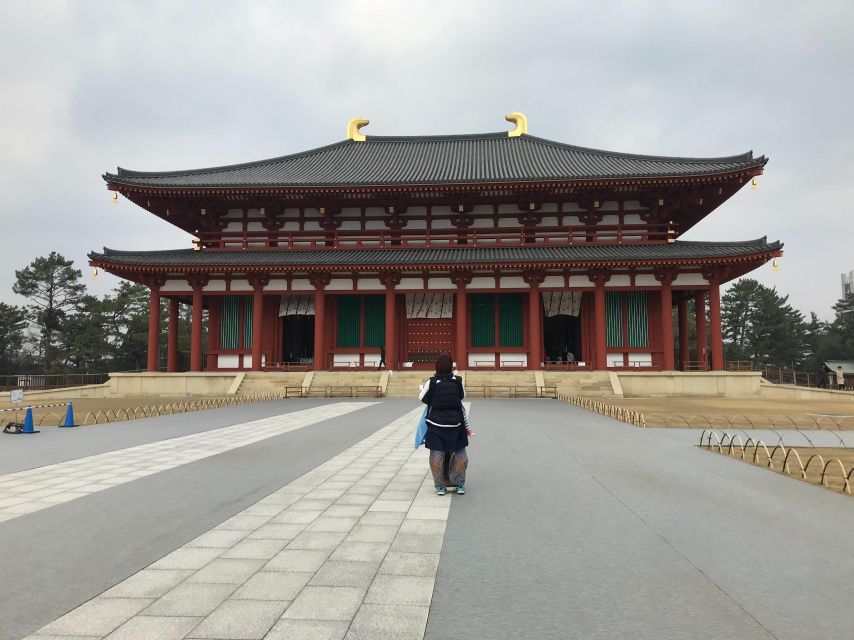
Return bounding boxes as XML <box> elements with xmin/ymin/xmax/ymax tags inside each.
<box><xmin>281</xmin><ymin>315</ymin><xmax>315</xmax><ymax>363</ymax></box>
<box><xmin>543</xmin><ymin>314</ymin><xmax>582</xmax><ymax>363</ymax></box>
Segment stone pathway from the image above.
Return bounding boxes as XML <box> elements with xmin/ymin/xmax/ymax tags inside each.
<box><xmin>0</xmin><ymin>403</ymin><xmax>373</xmax><ymax>525</ymax></box>
<box><xmin>25</xmin><ymin>405</ymin><xmax>457</xmax><ymax>640</ymax></box>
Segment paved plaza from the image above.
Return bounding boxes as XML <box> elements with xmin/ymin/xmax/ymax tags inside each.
<box><xmin>1</xmin><ymin>399</ymin><xmax>853</xmax><ymax>639</ymax></box>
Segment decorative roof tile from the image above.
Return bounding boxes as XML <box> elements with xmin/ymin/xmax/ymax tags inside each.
<box><xmin>104</xmin><ymin>133</ymin><xmax>767</xmax><ymax>189</ymax></box>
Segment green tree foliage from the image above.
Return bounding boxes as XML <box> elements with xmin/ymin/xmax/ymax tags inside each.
<box><xmin>58</xmin><ymin>295</ymin><xmax>109</xmax><ymax>370</ymax></box>
<box><xmin>102</xmin><ymin>282</ymin><xmax>162</xmax><ymax>371</ymax></box>
<box><xmin>721</xmin><ymin>278</ymin><xmax>807</xmax><ymax>366</ymax></box>
<box><xmin>0</xmin><ymin>302</ymin><xmax>28</xmax><ymax>374</ymax></box>
<box><xmin>13</xmin><ymin>252</ymin><xmax>85</xmax><ymax>371</ymax></box>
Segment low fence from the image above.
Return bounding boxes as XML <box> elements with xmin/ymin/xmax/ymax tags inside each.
<box><xmin>699</xmin><ymin>430</ymin><xmax>854</xmax><ymax>495</ymax></box>
<box><xmin>0</xmin><ymin>373</ymin><xmax>109</xmax><ymax>392</ymax></box>
<box><xmin>465</xmin><ymin>386</ymin><xmax>557</xmax><ymax>399</ymax></box>
<box><xmin>2</xmin><ymin>393</ymin><xmax>284</xmax><ymax>428</ymax></box>
<box><xmin>557</xmin><ymin>394</ymin><xmax>645</xmax><ymax>426</ymax></box>
<box><xmin>284</xmin><ymin>386</ymin><xmax>382</xmax><ymax>398</ymax></box>
<box><xmin>643</xmin><ymin>413</ymin><xmax>854</xmax><ymax>430</ymax></box>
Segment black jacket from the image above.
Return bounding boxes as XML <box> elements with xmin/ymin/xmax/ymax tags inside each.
<box><xmin>420</xmin><ymin>374</ymin><xmax>466</xmax><ymax>427</ymax></box>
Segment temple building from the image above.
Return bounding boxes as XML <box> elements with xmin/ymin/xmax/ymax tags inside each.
<box><xmin>90</xmin><ymin>114</ymin><xmax>781</xmax><ymax>373</ymax></box>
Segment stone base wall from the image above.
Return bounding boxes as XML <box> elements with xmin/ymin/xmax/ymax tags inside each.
<box><xmin>616</xmin><ymin>372</ymin><xmax>762</xmax><ymax>398</ymax></box>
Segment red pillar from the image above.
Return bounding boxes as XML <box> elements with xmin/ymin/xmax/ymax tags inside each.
<box><xmin>190</xmin><ymin>286</ymin><xmax>203</xmax><ymax>372</ymax></box>
<box><xmin>528</xmin><ymin>286</ymin><xmax>542</xmax><ymax>369</ymax></box>
<box><xmin>384</xmin><ymin>287</ymin><xmax>396</xmax><ymax>369</ymax></box>
<box><xmin>252</xmin><ymin>287</ymin><xmax>264</xmax><ymax>371</ymax></box>
<box><xmin>166</xmin><ymin>298</ymin><xmax>179</xmax><ymax>373</ymax></box>
<box><xmin>677</xmin><ymin>298</ymin><xmax>689</xmax><ymax>370</ymax></box>
<box><xmin>455</xmin><ymin>288</ymin><xmax>467</xmax><ymax>369</ymax></box>
<box><xmin>313</xmin><ymin>289</ymin><xmax>326</xmax><ymax>371</ymax></box>
<box><xmin>592</xmin><ymin>275</ymin><xmax>608</xmax><ymax>370</ymax></box>
<box><xmin>694</xmin><ymin>292</ymin><xmax>707</xmax><ymax>369</ymax></box>
<box><xmin>659</xmin><ymin>280</ymin><xmax>675</xmax><ymax>371</ymax></box>
<box><xmin>146</xmin><ymin>285</ymin><xmax>161</xmax><ymax>372</ymax></box>
<box><xmin>708</xmin><ymin>279</ymin><xmax>724</xmax><ymax>371</ymax></box>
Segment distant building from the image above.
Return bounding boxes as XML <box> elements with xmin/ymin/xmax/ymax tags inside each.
<box><xmin>843</xmin><ymin>271</ymin><xmax>853</xmax><ymax>299</ymax></box>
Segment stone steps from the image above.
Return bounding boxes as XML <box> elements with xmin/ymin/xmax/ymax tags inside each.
<box><xmin>236</xmin><ymin>372</ymin><xmax>308</xmax><ymax>396</ymax></box>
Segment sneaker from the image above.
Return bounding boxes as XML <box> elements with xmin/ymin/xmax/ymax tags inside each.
<box><xmin>455</xmin><ymin>485</ymin><xmax>465</xmax><ymax>495</ymax></box>
<box><xmin>435</xmin><ymin>486</ymin><xmax>447</xmax><ymax>496</ymax></box>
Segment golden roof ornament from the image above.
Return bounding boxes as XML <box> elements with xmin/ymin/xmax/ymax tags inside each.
<box><xmin>505</xmin><ymin>112</ymin><xmax>528</xmax><ymax>137</ymax></box>
<box><xmin>347</xmin><ymin>118</ymin><xmax>370</xmax><ymax>142</ymax></box>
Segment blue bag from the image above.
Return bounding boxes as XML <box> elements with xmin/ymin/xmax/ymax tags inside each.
<box><xmin>414</xmin><ymin>406</ymin><xmax>429</xmax><ymax>449</ymax></box>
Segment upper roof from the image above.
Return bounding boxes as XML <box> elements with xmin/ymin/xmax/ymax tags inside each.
<box><xmin>89</xmin><ymin>238</ymin><xmax>782</xmax><ymax>270</ymax></box>
<box><xmin>104</xmin><ymin>132</ymin><xmax>767</xmax><ymax>189</ymax></box>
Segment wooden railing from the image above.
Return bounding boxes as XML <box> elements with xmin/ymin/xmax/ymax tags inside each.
<box><xmin>284</xmin><ymin>386</ymin><xmax>383</xmax><ymax>398</ymax></box>
<box><xmin>195</xmin><ymin>223</ymin><xmax>670</xmax><ymax>251</ymax></box>
<box><xmin>465</xmin><ymin>386</ymin><xmax>557</xmax><ymax>398</ymax></box>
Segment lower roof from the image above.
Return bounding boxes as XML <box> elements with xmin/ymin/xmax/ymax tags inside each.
<box><xmin>89</xmin><ymin>239</ymin><xmax>782</xmax><ymax>271</ymax></box>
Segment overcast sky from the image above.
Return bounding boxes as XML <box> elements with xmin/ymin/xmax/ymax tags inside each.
<box><xmin>1</xmin><ymin>0</ymin><xmax>852</xmax><ymax>318</ymax></box>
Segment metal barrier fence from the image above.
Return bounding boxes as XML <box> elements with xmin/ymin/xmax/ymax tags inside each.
<box><xmin>284</xmin><ymin>386</ymin><xmax>382</xmax><ymax>398</ymax></box>
<box><xmin>464</xmin><ymin>386</ymin><xmax>557</xmax><ymax>398</ymax></box>
<box><xmin>0</xmin><ymin>373</ymin><xmax>110</xmax><ymax>391</ymax></box>
<box><xmin>699</xmin><ymin>430</ymin><xmax>854</xmax><ymax>495</ymax></box>
<box><xmin>556</xmin><ymin>394</ymin><xmax>644</xmax><ymax>426</ymax></box>
<box><xmin>643</xmin><ymin>413</ymin><xmax>854</xmax><ymax>430</ymax></box>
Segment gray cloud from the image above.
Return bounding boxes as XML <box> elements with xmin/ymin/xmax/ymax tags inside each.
<box><xmin>1</xmin><ymin>0</ymin><xmax>852</xmax><ymax>316</ymax></box>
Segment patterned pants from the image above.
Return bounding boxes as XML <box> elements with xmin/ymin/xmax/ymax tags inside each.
<box><xmin>429</xmin><ymin>448</ymin><xmax>468</xmax><ymax>488</ymax></box>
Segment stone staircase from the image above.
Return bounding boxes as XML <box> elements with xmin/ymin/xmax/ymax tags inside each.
<box><xmin>384</xmin><ymin>371</ymin><xmax>434</xmax><ymax>398</ymax></box>
<box><xmin>307</xmin><ymin>371</ymin><xmax>384</xmax><ymax>397</ymax></box>
<box><xmin>464</xmin><ymin>370</ymin><xmax>536</xmax><ymax>392</ymax></box>
<box><xmin>235</xmin><ymin>372</ymin><xmax>308</xmax><ymax>396</ymax></box>
<box><xmin>543</xmin><ymin>371</ymin><xmax>617</xmax><ymax>398</ymax></box>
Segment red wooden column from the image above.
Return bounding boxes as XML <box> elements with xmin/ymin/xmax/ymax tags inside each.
<box><xmin>380</xmin><ymin>272</ymin><xmax>401</xmax><ymax>369</ymax></box>
<box><xmin>146</xmin><ymin>281</ymin><xmax>162</xmax><ymax>372</ymax></box>
<box><xmin>310</xmin><ymin>273</ymin><xmax>331</xmax><ymax>371</ymax></box>
<box><xmin>166</xmin><ymin>297</ymin><xmax>180</xmax><ymax>373</ymax></box>
<box><xmin>450</xmin><ymin>271</ymin><xmax>472</xmax><ymax>369</ymax></box>
<box><xmin>188</xmin><ymin>275</ymin><xmax>208</xmax><ymax>372</ymax></box>
<box><xmin>677</xmin><ymin>297</ymin><xmax>689</xmax><ymax>370</ymax></box>
<box><xmin>523</xmin><ymin>269</ymin><xmax>545</xmax><ymax>370</ymax></box>
<box><xmin>588</xmin><ymin>269</ymin><xmax>610</xmax><ymax>370</ymax></box>
<box><xmin>694</xmin><ymin>292</ymin><xmax>708</xmax><ymax>369</ymax></box>
<box><xmin>655</xmin><ymin>268</ymin><xmax>677</xmax><ymax>371</ymax></box>
<box><xmin>249</xmin><ymin>276</ymin><xmax>270</xmax><ymax>371</ymax></box>
<box><xmin>707</xmin><ymin>274</ymin><xmax>724</xmax><ymax>371</ymax></box>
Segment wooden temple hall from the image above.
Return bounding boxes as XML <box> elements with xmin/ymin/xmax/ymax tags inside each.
<box><xmin>90</xmin><ymin>114</ymin><xmax>782</xmax><ymax>373</ymax></box>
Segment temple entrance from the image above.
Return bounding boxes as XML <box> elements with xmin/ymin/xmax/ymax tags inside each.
<box><xmin>543</xmin><ymin>314</ymin><xmax>582</xmax><ymax>363</ymax></box>
<box><xmin>281</xmin><ymin>315</ymin><xmax>314</xmax><ymax>364</ymax></box>
<box><xmin>405</xmin><ymin>318</ymin><xmax>453</xmax><ymax>368</ymax></box>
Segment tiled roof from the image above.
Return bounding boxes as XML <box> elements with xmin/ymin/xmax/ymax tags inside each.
<box><xmin>104</xmin><ymin>133</ymin><xmax>767</xmax><ymax>189</ymax></box>
<box><xmin>89</xmin><ymin>239</ymin><xmax>782</xmax><ymax>269</ymax></box>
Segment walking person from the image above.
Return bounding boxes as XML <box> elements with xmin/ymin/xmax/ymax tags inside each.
<box><xmin>836</xmin><ymin>365</ymin><xmax>846</xmax><ymax>390</ymax></box>
<box><xmin>419</xmin><ymin>353</ymin><xmax>468</xmax><ymax>496</ymax></box>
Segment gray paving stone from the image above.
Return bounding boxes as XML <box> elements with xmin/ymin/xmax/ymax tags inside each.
<box><xmin>403</xmin><ymin>506</ymin><xmax>448</xmax><ymax>520</ymax></box>
<box><xmin>305</xmin><ymin>489</ymin><xmax>346</xmax><ymax>501</ymax></box>
<box><xmin>232</xmin><ymin>571</ymin><xmax>312</xmax><ymax>600</ymax></box>
<box><xmin>305</xmin><ymin>516</ymin><xmax>359</xmax><ymax>532</ymax></box>
<box><xmin>364</xmin><ymin>574</ymin><xmax>435</xmax><ymax>606</ymax></box>
<box><xmin>187</xmin><ymin>529</ymin><xmax>250</xmax><ymax>548</ymax></box>
<box><xmin>287</xmin><ymin>530</ymin><xmax>349</xmax><ymax>551</ymax></box>
<box><xmin>272</xmin><ymin>510</ymin><xmax>324</xmax><ymax>524</ymax></box>
<box><xmin>265</xmin><ymin>619</ymin><xmax>350</xmax><ymax>640</ymax></box>
<box><xmin>37</xmin><ymin>598</ymin><xmax>152</xmax><ymax>637</ymax></box>
<box><xmin>309</xmin><ymin>560</ymin><xmax>380</xmax><ymax>588</ymax></box>
<box><xmin>283</xmin><ymin>586</ymin><xmax>366</xmax><ymax>621</ymax></box>
<box><xmin>390</xmin><ymin>533</ymin><xmax>445</xmax><ymax>554</ymax></box>
<box><xmin>367</xmin><ymin>500</ymin><xmax>411</xmax><ymax>512</ymax></box>
<box><xmin>215</xmin><ymin>514</ymin><xmax>272</xmax><ymax>531</ymax></box>
<box><xmin>104</xmin><ymin>615</ymin><xmax>201</xmax><ymax>640</ymax></box>
<box><xmin>324</xmin><ymin>505</ymin><xmax>369</xmax><ymax>518</ymax></box>
<box><xmin>188</xmin><ymin>599</ymin><xmax>288</xmax><ymax>639</ymax></box>
<box><xmin>290</xmin><ymin>499</ymin><xmax>335</xmax><ymax>511</ymax></box>
<box><xmin>241</xmin><ymin>503</ymin><xmax>287</xmax><ymax>517</ymax></box>
<box><xmin>103</xmin><ymin>569</ymin><xmax>193</xmax><ymax>599</ymax></box>
<box><xmin>397</xmin><ymin>519</ymin><xmax>446</xmax><ymax>536</ymax></box>
<box><xmin>379</xmin><ymin>552</ymin><xmax>440</xmax><ymax>577</ymax></box>
<box><xmin>329</xmin><ymin>541</ymin><xmax>391</xmax><ymax>563</ymax></box>
<box><xmin>377</xmin><ymin>490</ymin><xmax>418</xmax><ymax>501</ymax></box>
<box><xmin>149</xmin><ymin>547</ymin><xmax>222</xmax><ymax>570</ymax></box>
<box><xmin>358</xmin><ymin>511</ymin><xmax>407</xmax><ymax>526</ymax></box>
<box><xmin>345</xmin><ymin>604</ymin><xmax>428</xmax><ymax>640</ymax></box>
<box><xmin>221</xmin><ymin>538</ymin><xmax>288</xmax><ymax>560</ymax></box>
<box><xmin>248</xmin><ymin>523</ymin><xmax>307</xmax><ymax>540</ymax></box>
<box><xmin>264</xmin><ymin>549</ymin><xmax>331</xmax><ymax>573</ymax></box>
<box><xmin>334</xmin><ymin>494</ymin><xmax>375</xmax><ymax>506</ymax></box>
<box><xmin>345</xmin><ymin>524</ymin><xmax>399</xmax><ymax>543</ymax></box>
<box><xmin>187</xmin><ymin>558</ymin><xmax>265</xmax><ymax>584</ymax></box>
<box><xmin>144</xmin><ymin>583</ymin><xmax>236</xmax><ymax>617</ymax></box>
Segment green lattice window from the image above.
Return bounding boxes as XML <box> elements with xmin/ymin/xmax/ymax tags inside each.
<box><xmin>363</xmin><ymin>295</ymin><xmax>385</xmax><ymax>348</ymax></box>
<box><xmin>627</xmin><ymin>292</ymin><xmax>649</xmax><ymax>347</ymax></box>
<box><xmin>244</xmin><ymin>298</ymin><xmax>254</xmax><ymax>349</ymax></box>
<box><xmin>337</xmin><ymin>295</ymin><xmax>360</xmax><ymax>348</ymax></box>
<box><xmin>498</xmin><ymin>293</ymin><xmax>523</xmax><ymax>347</ymax></box>
<box><xmin>606</xmin><ymin>292</ymin><xmax>624</xmax><ymax>347</ymax></box>
<box><xmin>470</xmin><ymin>294</ymin><xmax>495</xmax><ymax>348</ymax></box>
<box><xmin>220</xmin><ymin>296</ymin><xmax>240</xmax><ymax>349</ymax></box>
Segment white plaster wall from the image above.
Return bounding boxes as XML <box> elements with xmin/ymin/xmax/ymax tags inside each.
<box><xmin>471</xmin><ymin>205</ymin><xmax>493</xmax><ymax>215</ymax></box>
<box><xmin>397</xmin><ymin>278</ymin><xmax>423</xmax><ymax>290</ymax></box>
<box><xmin>303</xmin><ymin>208</ymin><xmax>322</xmax><ymax>218</ymax></box>
<box><xmin>218</xmin><ymin>355</ymin><xmax>239</xmax><ymax>369</ymax></box>
<box><xmin>467</xmin><ymin>277</ymin><xmax>496</xmax><ymax>289</ymax></box>
<box><xmin>497</xmin><ymin>204</ymin><xmax>518</xmax><ymax>214</ymax></box>
<box><xmin>203</xmin><ymin>280</ymin><xmax>227</xmax><ymax>292</ymax></box>
<box><xmin>365</xmin><ymin>220</ymin><xmax>385</xmax><ymax>230</ymax></box>
<box><xmin>340</xmin><ymin>207</ymin><xmax>360</xmax><ymax>216</ymax></box>
<box><xmin>600</xmin><ymin>214</ymin><xmax>620</xmax><ymax>225</ymax></box>
<box><xmin>431</xmin><ymin>206</ymin><xmax>452</xmax><ymax>216</ymax></box>
<box><xmin>606</xmin><ymin>275</ymin><xmax>631</xmax><ymax>287</ymax></box>
<box><xmin>303</xmin><ymin>221</ymin><xmax>321</xmax><ymax>231</ymax></box>
<box><xmin>428</xmin><ymin>278</ymin><xmax>453</xmax><ymax>290</ymax></box>
<box><xmin>542</xmin><ymin>276</ymin><xmax>563</xmax><ymax>288</ymax></box>
<box><xmin>364</xmin><ymin>354</ymin><xmax>381</xmax><ymax>367</ymax></box>
<box><xmin>624</xmin><ymin>200</ymin><xmax>644</xmax><ymax>211</ymax></box>
<box><xmin>431</xmin><ymin>219</ymin><xmax>452</xmax><ymax>229</ymax></box>
<box><xmin>562</xmin><ymin>202</ymin><xmax>584</xmax><ymax>212</ymax></box>
<box><xmin>407</xmin><ymin>219</ymin><xmax>427</xmax><ymax>229</ymax></box>
<box><xmin>541</xmin><ymin>216</ymin><xmax>559</xmax><ymax>227</ymax></box>
<box><xmin>468</xmin><ymin>353</ymin><xmax>495</xmax><ymax>367</ymax></box>
<box><xmin>283</xmin><ymin>221</ymin><xmax>300</xmax><ymax>231</ymax></box>
<box><xmin>499</xmin><ymin>353</ymin><xmax>528</xmax><ymax>367</ymax></box>
<box><xmin>224</xmin><ymin>221</ymin><xmax>242</xmax><ymax>232</ymax></box>
<box><xmin>291</xmin><ymin>278</ymin><xmax>312</xmax><ymax>291</ymax></box>
<box><xmin>407</xmin><ymin>206</ymin><xmax>428</xmax><ymax>216</ymax></box>
<box><xmin>567</xmin><ymin>275</ymin><xmax>593</xmax><ymax>288</ymax></box>
<box><xmin>673</xmin><ymin>273</ymin><xmax>708</xmax><ymax>286</ymax></box>
<box><xmin>623</xmin><ymin>214</ymin><xmax>643</xmax><ymax>225</ymax></box>
<box><xmin>339</xmin><ymin>221</ymin><xmax>360</xmax><ymax>230</ymax></box>
<box><xmin>499</xmin><ymin>276</ymin><xmax>526</xmax><ymax>289</ymax></box>
<box><xmin>562</xmin><ymin>215</ymin><xmax>581</xmax><ymax>226</ymax></box>
<box><xmin>225</xmin><ymin>209</ymin><xmax>243</xmax><ymax>218</ymax></box>
<box><xmin>599</xmin><ymin>201</ymin><xmax>619</xmax><ymax>211</ymax></box>
<box><xmin>471</xmin><ymin>218</ymin><xmax>493</xmax><ymax>228</ymax></box>
<box><xmin>357</xmin><ymin>278</ymin><xmax>383</xmax><ymax>291</ymax></box>
<box><xmin>264</xmin><ymin>279</ymin><xmax>288</xmax><ymax>292</ymax></box>
<box><xmin>161</xmin><ymin>279</ymin><xmax>192</xmax><ymax>293</ymax></box>
<box><xmin>607</xmin><ymin>353</ymin><xmax>625</xmax><ymax>367</ymax></box>
<box><xmin>635</xmin><ymin>275</ymin><xmax>661</xmax><ymax>287</ymax></box>
<box><xmin>540</xmin><ymin>203</ymin><xmax>558</xmax><ymax>213</ymax></box>
<box><xmin>230</xmin><ymin>279</ymin><xmax>252</xmax><ymax>292</ymax></box>
<box><xmin>333</xmin><ymin>354</ymin><xmax>360</xmax><ymax>366</ymax></box>
<box><xmin>327</xmin><ymin>279</ymin><xmax>353</xmax><ymax>291</ymax></box>
<box><xmin>628</xmin><ymin>353</ymin><xmax>653</xmax><ymax>366</ymax></box>
<box><xmin>498</xmin><ymin>218</ymin><xmax>519</xmax><ymax>228</ymax></box>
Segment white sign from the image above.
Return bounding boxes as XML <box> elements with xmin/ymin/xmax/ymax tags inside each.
<box><xmin>10</xmin><ymin>389</ymin><xmax>23</xmax><ymax>404</ymax></box>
